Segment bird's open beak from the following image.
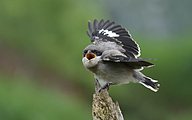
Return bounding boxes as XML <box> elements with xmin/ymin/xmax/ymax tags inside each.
<box><xmin>86</xmin><ymin>53</ymin><xmax>96</xmax><ymax>62</ymax></box>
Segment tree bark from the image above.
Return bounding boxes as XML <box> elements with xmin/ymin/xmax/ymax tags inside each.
<box><xmin>92</xmin><ymin>78</ymin><xmax>124</xmax><ymax>120</ymax></box>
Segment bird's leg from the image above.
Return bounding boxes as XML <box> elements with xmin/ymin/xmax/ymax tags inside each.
<box><xmin>98</xmin><ymin>83</ymin><xmax>114</xmax><ymax>92</ymax></box>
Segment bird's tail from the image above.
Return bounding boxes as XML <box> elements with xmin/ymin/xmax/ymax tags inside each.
<box><xmin>139</xmin><ymin>77</ymin><xmax>160</xmax><ymax>92</ymax></box>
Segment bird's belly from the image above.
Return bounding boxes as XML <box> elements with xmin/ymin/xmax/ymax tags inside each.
<box><xmin>96</xmin><ymin>74</ymin><xmax>133</xmax><ymax>86</ymax></box>
<box><xmin>95</xmin><ymin>62</ymin><xmax>137</xmax><ymax>86</ymax></box>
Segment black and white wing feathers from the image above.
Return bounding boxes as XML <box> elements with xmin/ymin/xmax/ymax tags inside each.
<box><xmin>86</xmin><ymin>19</ymin><xmax>140</xmax><ymax>59</ymax></box>
<box><xmin>101</xmin><ymin>50</ymin><xmax>154</xmax><ymax>69</ymax></box>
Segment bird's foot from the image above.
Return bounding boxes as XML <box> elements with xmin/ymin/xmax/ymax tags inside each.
<box><xmin>97</xmin><ymin>83</ymin><xmax>114</xmax><ymax>92</ymax></box>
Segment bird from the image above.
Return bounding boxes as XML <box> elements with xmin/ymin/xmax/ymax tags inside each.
<box><xmin>82</xmin><ymin>19</ymin><xmax>160</xmax><ymax>92</ymax></box>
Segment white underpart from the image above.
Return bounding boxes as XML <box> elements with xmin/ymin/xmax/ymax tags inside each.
<box><xmin>99</xmin><ymin>29</ymin><xmax>119</xmax><ymax>37</ymax></box>
<box><xmin>139</xmin><ymin>81</ymin><xmax>158</xmax><ymax>92</ymax></box>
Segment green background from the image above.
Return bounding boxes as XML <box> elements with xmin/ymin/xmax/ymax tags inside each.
<box><xmin>0</xmin><ymin>0</ymin><xmax>191</xmax><ymax>120</ymax></box>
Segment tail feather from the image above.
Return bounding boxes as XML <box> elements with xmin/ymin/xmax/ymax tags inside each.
<box><xmin>140</xmin><ymin>77</ymin><xmax>160</xmax><ymax>92</ymax></box>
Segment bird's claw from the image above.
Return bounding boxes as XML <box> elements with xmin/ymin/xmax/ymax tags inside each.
<box><xmin>97</xmin><ymin>83</ymin><xmax>113</xmax><ymax>92</ymax></box>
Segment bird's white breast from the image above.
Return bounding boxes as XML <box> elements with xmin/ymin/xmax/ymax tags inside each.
<box><xmin>94</xmin><ymin>62</ymin><xmax>137</xmax><ymax>86</ymax></box>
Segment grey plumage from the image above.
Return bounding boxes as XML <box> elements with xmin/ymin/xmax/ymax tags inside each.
<box><xmin>82</xmin><ymin>19</ymin><xmax>160</xmax><ymax>92</ymax></box>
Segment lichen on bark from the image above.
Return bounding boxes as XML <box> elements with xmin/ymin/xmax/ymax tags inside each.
<box><xmin>92</xmin><ymin>78</ymin><xmax>124</xmax><ymax>120</ymax></box>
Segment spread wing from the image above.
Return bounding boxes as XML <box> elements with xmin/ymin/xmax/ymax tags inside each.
<box><xmin>86</xmin><ymin>19</ymin><xmax>141</xmax><ymax>59</ymax></box>
<box><xmin>101</xmin><ymin>50</ymin><xmax>154</xmax><ymax>69</ymax></box>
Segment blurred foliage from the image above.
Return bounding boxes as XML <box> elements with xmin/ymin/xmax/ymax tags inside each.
<box><xmin>0</xmin><ymin>74</ymin><xmax>92</xmax><ymax>120</ymax></box>
<box><xmin>0</xmin><ymin>0</ymin><xmax>104</xmax><ymax>119</ymax></box>
<box><xmin>0</xmin><ymin>0</ymin><xmax>106</xmax><ymax>87</ymax></box>
<box><xmin>0</xmin><ymin>0</ymin><xmax>192</xmax><ymax>120</ymax></box>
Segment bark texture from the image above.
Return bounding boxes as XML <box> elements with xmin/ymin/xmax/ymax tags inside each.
<box><xmin>92</xmin><ymin>78</ymin><xmax>124</xmax><ymax>120</ymax></box>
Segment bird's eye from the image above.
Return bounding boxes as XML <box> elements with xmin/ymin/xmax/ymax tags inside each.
<box><xmin>94</xmin><ymin>50</ymin><xmax>102</xmax><ymax>56</ymax></box>
<box><xmin>83</xmin><ymin>50</ymin><xmax>88</xmax><ymax>57</ymax></box>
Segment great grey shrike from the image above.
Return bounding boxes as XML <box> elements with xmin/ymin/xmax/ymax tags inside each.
<box><xmin>82</xmin><ymin>19</ymin><xmax>160</xmax><ymax>92</ymax></box>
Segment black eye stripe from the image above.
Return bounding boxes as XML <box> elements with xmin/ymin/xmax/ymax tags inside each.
<box><xmin>83</xmin><ymin>50</ymin><xmax>88</xmax><ymax>57</ymax></box>
<box><xmin>83</xmin><ymin>50</ymin><xmax>102</xmax><ymax>57</ymax></box>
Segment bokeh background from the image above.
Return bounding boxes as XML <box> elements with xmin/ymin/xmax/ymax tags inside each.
<box><xmin>0</xmin><ymin>0</ymin><xmax>192</xmax><ymax>120</ymax></box>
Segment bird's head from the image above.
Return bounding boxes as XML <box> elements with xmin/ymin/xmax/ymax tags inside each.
<box><xmin>82</xmin><ymin>45</ymin><xmax>102</xmax><ymax>68</ymax></box>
